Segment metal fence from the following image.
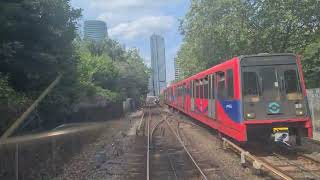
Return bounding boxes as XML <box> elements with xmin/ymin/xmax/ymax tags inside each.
<box><xmin>307</xmin><ymin>88</ymin><xmax>320</xmax><ymax>134</ymax></box>
<box><xmin>0</xmin><ymin>123</ymin><xmax>106</xmax><ymax>180</ymax></box>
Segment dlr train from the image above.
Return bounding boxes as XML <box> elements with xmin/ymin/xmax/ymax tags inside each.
<box><xmin>164</xmin><ymin>53</ymin><xmax>312</xmax><ymax>145</ymax></box>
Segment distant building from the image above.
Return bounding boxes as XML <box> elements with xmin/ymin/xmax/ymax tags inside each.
<box><xmin>84</xmin><ymin>20</ymin><xmax>107</xmax><ymax>42</ymax></box>
<box><xmin>174</xmin><ymin>57</ymin><xmax>181</xmax><ymax>80</ymax></box>
<box><xmin>148</xmin><ymin>76</ymin><xmax>154</xmax><ymax>96</ymax></box>
<box><xmin>150</xmin><ymin>34</ymin><xmax>166</xmax><ymax>96</ymax></box>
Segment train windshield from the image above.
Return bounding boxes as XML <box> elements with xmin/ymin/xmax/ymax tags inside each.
<box><xmin>242</xmin><ymin>65</ymin><xmax>302</xmax><ymax>102</ymax></box>
<box><xmin>242</xmin><ymin>61</ymin><xmax>305</xmax><ymax>120</ymax></box>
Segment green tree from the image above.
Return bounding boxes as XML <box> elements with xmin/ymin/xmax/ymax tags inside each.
<box><xmin>76</xmin><ymin>41</ymin><xmax>119</xmax><ymax>102</ymax></box>
<box><xmin>0</xmin><ymin>0</ymin><xmax>82</xmax><ymax>132</ymax></box>
<box><xmin>302</xmin><ymin>38</ymin><xmax>320</xmax><ymax>88</ymax></box>
<box><xmin>0</xmin><ymin>0</ymin><xmax>150</xmax><ymax>133</ymax></box>
<box><xmin>0</xmin><ymin>0</ymin><xmax>81</xmax><ymax>92</ymax></box>
<box><xmin>75</xmin><ymin>39</ymin><xmax>150</xmax><ymax>107</ymax></box>
<box><xmin>177</xmin><ymin>0</ymin><xmax>320</xmax><ymax>81</ymax></box>
<box><xmin>114</xmin><ymin>48</ymin><xmax>149</xmax><ymax>103</ymax></box>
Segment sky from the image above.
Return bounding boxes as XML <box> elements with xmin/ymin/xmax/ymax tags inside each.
<box><xmin>70</xmin><ymin>0</ymin><xmax>190</xmax><ymax>83</ymax></box>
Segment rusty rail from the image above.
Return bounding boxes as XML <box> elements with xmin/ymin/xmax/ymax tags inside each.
<box><xmin>222</xmin><ymin>138</ymin><xmax>294</xmax><ymax>180</ymax></box>
<box><xmin>165</xmin><ymin>117</ymin><xmax>208</xmax><ymax>180</ymax></box>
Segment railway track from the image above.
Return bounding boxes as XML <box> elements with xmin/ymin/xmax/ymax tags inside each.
<box><xmin>145</xmin><ymin>105</ymin><xmax>320</xmax><ymax>180</ymax></box>
<box><xmin>256</xmin><ymin>148</ymin><xmax>320</xmax><ymax>179</ymax></box>
<box><xmin>222</xmin><ymin>135</ymin><xmax>320</xmax><ymax>180</ymax></box>
<box><xmin>162</xmin><ymin>105</ymin><xmax>320</xmax><ymax>180</ymax></box>
<box><xmin>144</xmin><ymin>106</ymin><xmax>232</xmax><ymax>180</ymax></box>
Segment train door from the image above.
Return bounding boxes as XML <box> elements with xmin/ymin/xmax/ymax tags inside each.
<box><xmin>199</xmin><ymin>80</ymin><xmax>203</xmax><ymax>112</ymax></box>
<box><xmin>191</xmin><ymin>80</ymin><xmax>195</xmax><ymax>111</ymax></box>
<box><xmin>185</xmin><ymin>83</ymin><xmax>189</xmax><ymax>112</ymax></box>
<box><xmin>182</xmin><ymin>83</ymin><xmax>186</xmax><ymax>110</ymax></box>
<box><xmin>179</xmin><ymin>86</ymin><xmax>182</xmax><ymax>108</ymax></box>
<box><xmin>208</xmin><ymin>74</ymin><xmax>216</xmax><ymax>119</ymax></box>
<box><xmin>216</xmin><ymin>71</ymin><xmax>226</xmax><ymax>122</ymax></box>
<box><xmin>195</xmin><ymin>80</ymin><xmax>200</xmax><ymax>112</ymax></box>
<box><xmin>203</xmin><ymin>78</ymin><xmax>209</xmax><ymax>115</ymax></box>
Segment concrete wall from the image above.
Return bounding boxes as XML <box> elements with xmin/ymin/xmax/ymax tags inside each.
<box><xmin>307</xmin><ymin>88</ymin><xmax>320</xmax><ymax>140</ymax></box>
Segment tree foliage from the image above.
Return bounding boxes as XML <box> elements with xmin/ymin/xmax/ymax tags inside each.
<box><xmin>177</xmin><ymin>0</ymin><xmax>320</xmax><ymax>82</ymax></box>
<box><xmin>0</xmin><ymin>0</ymin><xmax>81</xmax><ymax>92</ymax></box>
<box><xmin>114</xmin><ymin>49</ymin><xmax>150</xmax><ymax>102</ymax></box>
<box><xmin>302</xmin><ymin>37</ymin><xmax>320</xmax><ymax>88</ymax></box>
<box><xmin>0</xmin><ymin>0</ymin><xmax>150</xmax><ymax>133</ymax></box>
<box><xmin>75</xmin><ymin>39</ymin><xmax>149</xmax><ymax>105</ymax></box>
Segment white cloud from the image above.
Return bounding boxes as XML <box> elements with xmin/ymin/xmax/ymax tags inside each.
<box><xmin>108</xmin><ymin>16</ymin><xmax>176</xmax><ymax>40</ymax></box>
<box><xmin>90</xmin><ymin>0</ymin><xmax>180</xmax><ymax>11</ymax></box>
<box><xmin>93</xmin><ymin>0</ymin><xmax>182</xmax><ymax>26</ymax></box>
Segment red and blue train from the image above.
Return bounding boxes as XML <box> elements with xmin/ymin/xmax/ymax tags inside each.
<box><xmin>164</xmin><ymin>53</ymin><xmax>312</xmax><ymax>144</ymax></box>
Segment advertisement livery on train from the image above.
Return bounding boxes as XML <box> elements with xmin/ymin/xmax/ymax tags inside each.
<box><xmin>164</xmin><ymin>54</ymin><xmax>312</xmax><ymax>144</ymax></box>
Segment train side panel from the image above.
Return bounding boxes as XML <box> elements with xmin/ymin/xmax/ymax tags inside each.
<box><xmin>165</xmin><ymin>58</ymin><xmax>247</xmax><ymax>142</ymax></box>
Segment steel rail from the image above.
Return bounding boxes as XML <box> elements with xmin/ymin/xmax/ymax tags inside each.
<box><xmin>164</xmin><ymin>117</ymin><xmax>208</xmax><ymax>180</ymax></box>
<box><xmin>150</xmin><ymin>119</ymin><xmax>165</xmax><ymax>144</ymax></box>
<box><xmin>160</xmin><ymin>105</ymin><xmax>320</xmax><ymax>180</ymax></box>
<box><xmin>222</xmin><ymin>138</ymin><xmax>294</xmax><ymax>180</ymax></box>
<box><xmin>297</xmin><ymin>153</ymin><xmax>320</xmax><ymax>166</ymax></box>
<box><xmin>136</xmin><ymin>111</ymin><xmax>145</xmax><ymax>135</ymax></box>
<box><xmin>272</xmin><ymin>152</ymin><xmax>320</xmax><ymax>178</ymax></box>
<box><xmin>167</xmin><ymin>152</ymin><xmax>178</xmax><ymax>180</ymax></box>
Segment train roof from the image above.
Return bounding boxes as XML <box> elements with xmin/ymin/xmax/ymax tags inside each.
<box><xmin>167</xmin><ymin>53</ymin><xmax>298</xmax><ymax>88</ymax></box>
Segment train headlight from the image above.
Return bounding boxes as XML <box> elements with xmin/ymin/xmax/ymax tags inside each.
<box><xmin>295</xmin><ymin>103</ymin><xmax>303</xmax><ymax>109</ymax></box>
<box><xmin>295</xmin><ymin>103</ymin><xmax>304</xmax><ymax>116</ymax></box>
<box><xmin>295</xmin><ymin>109</ymin><xmax>304</xmax><ymax>116</ymax></box>
<box><xmin>246</xmin><ymin>112</ymin><xmax>256</xmax><ymax>119</ymax></box>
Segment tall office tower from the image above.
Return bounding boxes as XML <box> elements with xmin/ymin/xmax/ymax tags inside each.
<box><xmin>84</xmin><ymin>20</ymin><xmax>108</xmax><ymax>42</ymax></box>
<box><xmin>148</xmin><ymin>76</ymin><xmax>154</xmax><ymax>96</ymax></box>
<box><xmin>150</xmin><ymin>34</ymin><xmax>166</xmax><ymax>96</ymax></box>
<box><xmin>174</xmin><ymin>57</ymin><xmax>181</xmax><ymax>80</ymax></box>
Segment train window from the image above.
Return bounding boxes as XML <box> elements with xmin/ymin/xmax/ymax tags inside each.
<box><xmin>204</xmin><ymin>79</ymin><xmax>208</xmax><ymax>99</ymax></box>
<box><xmin>185</xmin><ymin>86</ymin><xmax>188</xmax><ymax>96</ymax></box>
<box><xmin>182</xmin><ymin>86</ymin><xmax>185</xmax><ymax>96</ymax></box>
<box><xmin>194</xmin><ymin>81</ymin><xmax>197</xmax><ymax>98</ymax></box>
<box><xmin>217</xmin><ymin>72</ymin><xmax>226</xmax><ymax>99</ymax></box>
<box><xmin>196</xmin><ymin>81</ymin><xmax>199</xmax><ymax>98</ymax></box>
<box><xmin>260</xmin><ymin>67</ymin><xmax>280</xmax><ymax>101</ymax></box>
<box><xmin>208</xmin><ymin>76</ymin><xmax>211</xmax><ymax>99</ymax></box>
<box><xmin>243</xmin><ymin>71</ymin><xmax>260</xmax><ymax>102</ymax></box>
<box><xmin>190</xmin><ymin>81</ymin><xmax>193</xmax><ymax>97</ymax></box>
<box><xmin>284</xmin><ymin>69</ymin><xmax>302</xmax><ymax>100</ymax></box>
<box><xmin>212</xmin><ymin>75</ymin><xmax>215</xmax><ymax>99</ymax></box>
<box><xmin>199</xmin><ymin>81</ymin><xmax>203</xmax><ymax>98</ymax></box>
<box><xmin>227</xmin><ymin>69</ymin><xmax>234</xmax><ymax>99</ymax></box>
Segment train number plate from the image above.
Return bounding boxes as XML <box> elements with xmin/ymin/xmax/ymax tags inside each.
<box><xmin>273</xmin><ymin>127</ymin><xmax>289</xmax><ymax>142</ymax></box>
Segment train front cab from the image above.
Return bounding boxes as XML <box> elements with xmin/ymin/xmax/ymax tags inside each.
<box><xmin>240</xmin><ymin>54</ymin><xmax>313</xmax><ymax>145</ymax></box>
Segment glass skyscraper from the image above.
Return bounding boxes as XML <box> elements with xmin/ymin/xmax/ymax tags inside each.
<box><xmin>150</xmin><ymin>34</ymin><xmax>166</xmax><ymax>96</ymax></box>
<box><xmin>84</xmin><ymin>20</ymin><xmax>107</xmax><ymax>42</ymax></box>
